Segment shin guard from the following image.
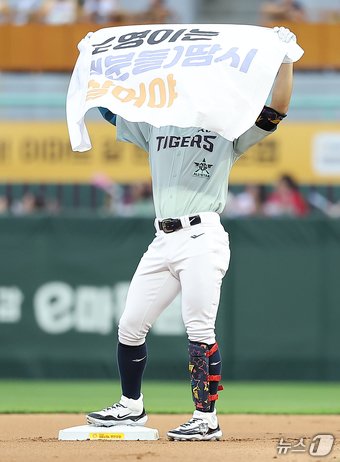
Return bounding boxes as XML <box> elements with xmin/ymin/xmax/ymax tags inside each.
<box><xmin>188</xmin><ymin>342</ymin><xmax>210</xmax><ymax>411</ymax></box>
<box><xmin>188</xmin><ymin>341</ymin><xmax>223</xmax><ymax>412</ymax></box>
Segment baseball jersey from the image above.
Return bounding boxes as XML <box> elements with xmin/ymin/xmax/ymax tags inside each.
<box><xmin>116</xmin><ymin>117</ymin><xmax>274</xmax><ymax>219</ymax></box>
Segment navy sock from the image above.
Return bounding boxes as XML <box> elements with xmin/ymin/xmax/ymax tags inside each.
<box><xmin>117</xmin><ymin>342</ymin><xmax>147</xmax><ymax>400</ymax></box>
<box><xmin>208</xmin><ymin>343</ymin><xmax>222</xmax><ymax>412</ymax></box>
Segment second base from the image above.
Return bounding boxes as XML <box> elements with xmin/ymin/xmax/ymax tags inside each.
<box><xmin>58</xmin><ymin>424</ymin><xmax>159</xmax><ymax>441</ymax></box>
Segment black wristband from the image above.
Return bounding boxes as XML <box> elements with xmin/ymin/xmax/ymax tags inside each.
<box><xmin>255</xmin><ymin>105</ymin><xmax>287</xmax><ymax>131</ymax></box>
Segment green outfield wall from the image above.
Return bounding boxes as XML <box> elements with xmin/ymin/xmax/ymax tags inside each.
<box><xmin>0</xmin><ymin>216</ymin><xmax>339</xmax><ymax>380</ymax></box>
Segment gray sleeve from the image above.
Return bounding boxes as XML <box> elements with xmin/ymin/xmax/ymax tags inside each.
<box><xmin>233</xmin><ymin>125</ymin><xmax>276</xmax><ymax>160</ymax></box>
<box><xmin>116</xmin><ymin>116</ymin><xmax>151</xmax><ymax>152</ymax></box>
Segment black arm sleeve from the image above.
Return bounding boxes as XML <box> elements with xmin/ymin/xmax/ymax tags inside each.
<box><xmin>255</xmin><ymin>105</ymin><xmax>287</xmax><ymax>132</ymax></box>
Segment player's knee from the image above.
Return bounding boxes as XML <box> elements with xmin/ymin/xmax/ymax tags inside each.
<box><xmin>186</xmin><ymin>324</ymin><xmax>216</xmax><ymax>345</ymax></box>
<box><xmin>118</xmin><ymin>316</ymin><xmax>148</xmax><ymax>346</ymax></box>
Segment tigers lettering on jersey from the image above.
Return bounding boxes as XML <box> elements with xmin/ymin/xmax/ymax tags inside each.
<box><xmin>156</xmin><ymin>134</ymin><xmax>217</xmax><ymax>152</ymax></box>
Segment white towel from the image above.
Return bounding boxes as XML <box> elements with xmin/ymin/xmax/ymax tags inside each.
<box><xmin>66</xmin><ymin>24</ymin><xmax>304</xmax><ymax>152</ymax></box>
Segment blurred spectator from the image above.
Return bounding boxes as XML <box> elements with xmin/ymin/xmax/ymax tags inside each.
<box><xmin>139</xmin><ymin>0</ymin><xmax>175</xmax><ymax>24</ymax></box>
<box><xmin>260</xmin><ymin>0</ymin><xmax>307</xmax><ymax>23</ymax></box>
<box><xmin>0</xmin><ymin>195</ymin><xmax>9</xmax><ymax>213</ymax></box>
<box><xmin>92</xmin><ymin>173</ymin><xmax>122</xmax><ymax>214</ymax></box>
<box><xmin>9</xmin><ymin>192</ymin><xmax>62</xmax><ymax>215</ymax></box>
<box><xmin>224</xmin><ymin>184</ymin><xmax>267</xmax><ymax>217</ymax></box>
<box><xmin>124</xmin><ymin>182</ymin><xmax>154</xmax><ymax>216</ymax></box>
<box><xmin>307</xmin><ymin>189</ymin><xmax>331</xmax><ymax>215</ymax></box>
<box><xmin>92</xmin><ymin>173</ymin><xmax>154</xmax><ymax>216</ymax></box>
<box><xmin>79</xmin><ymin>0</ymin><xmax>122</xmax><ymax>23</ymax></box>
<box><xmin>308</xmin><ymin>189</ymin><xmax>340</xmax><ymax>218</ymax></box>
<box><xmin>0</xmin><ymin>0</ymin><xmax>10</xmax><ymax>23</ymax></box>
<box><xmin>11</xmin><ymin>193</ymin><xmax>32</xmax><ymax>215</ymax></box>
<box><xmin>7</xmin><ymin>0</ymin><xmax>43</xmax><ymax>24</ymax></box>
<box><xmin>37</xmin><ymin>0</ymin><xmax>79</xmax><ymax>24</ymax></box>
<box><xmin>264</xmin><ymin>174</ymin><xmax>309</xmax><ymax>217</ymax></box>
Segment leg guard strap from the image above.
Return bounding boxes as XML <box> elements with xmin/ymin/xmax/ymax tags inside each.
<box><xmin>208</xmin><ymin>375</ymin><xmax>223</xmax><ymax>390</ymax></box>
<box><xmin>206</xmin><ymin>342</ymin><xmax>218</xmax><ymax>357</ymax></box>
<box><xmin>208</xmin><ymin>376</ymin><xmax>223</xmax><ymax>402</ymax></box>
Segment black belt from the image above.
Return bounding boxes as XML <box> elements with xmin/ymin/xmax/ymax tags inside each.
<box><xmin>158</xmin><ymin>215</ymin><xmax>201</xmax><ymax>234</ymax></box>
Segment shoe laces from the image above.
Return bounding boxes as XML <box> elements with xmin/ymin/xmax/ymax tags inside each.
<box><xmin>103</xmin><ymin>403</ymin><xmax>126</xmax><ymax>412</ymax></box>
<box><xmin>181</xmin><ymin>417</ymin><xmax>201</xmax><ymax>428</ymax></box>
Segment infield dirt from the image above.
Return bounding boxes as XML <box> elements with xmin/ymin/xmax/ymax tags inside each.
<box><xmin>1</xmin><ymin>414</ymin><xmax>339</xmax><ymax>462</ymax></box>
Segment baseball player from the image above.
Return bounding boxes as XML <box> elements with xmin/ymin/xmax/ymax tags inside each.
<box><xmin>87</xmin><ymin>27</ymin><xmax>295</xmax><ymax>441</ymax></box>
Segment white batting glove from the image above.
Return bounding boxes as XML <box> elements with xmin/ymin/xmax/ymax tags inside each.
<box><xmin>273</xmin><ymin>26</ymin><xmax>297</xmax><ymax>63</ymax></box>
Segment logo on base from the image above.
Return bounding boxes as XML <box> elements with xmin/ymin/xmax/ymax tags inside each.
<box><xmin>90</xmin><ymin>433</ymin><xmax>125</xmax><ymax>440</ymax></box>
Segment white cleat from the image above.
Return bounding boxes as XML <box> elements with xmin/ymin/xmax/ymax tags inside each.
<box><xmin>167</xmin><ymin>409</ymin><xmax>222</xmax><ymax>441</ymax></box>
<box><xmin>86</xmin><ymin>394</ymin><xmax>148</xmax><ymax>427</ymax></box>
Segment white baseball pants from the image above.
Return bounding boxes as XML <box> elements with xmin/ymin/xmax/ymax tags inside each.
<box><xmin>118</xmin><ymin>212</ymin><xmax>230</xmax><ymax>346</ymax></box>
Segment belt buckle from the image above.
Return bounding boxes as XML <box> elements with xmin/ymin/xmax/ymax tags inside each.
<box><xmin>160</xmin><ymin>218</ymin><xmax>178</xmax><ymax>233</ymax></box>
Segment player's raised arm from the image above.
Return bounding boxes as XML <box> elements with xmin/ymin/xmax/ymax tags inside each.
<box><xmin>269</xmin><ymin>26</ymin><xmax>295</xmax><ymax>115</ymax></box>
<box><xmin>253</xmin><ymin>61</ymin><xmax>293</xmax><ymax>134</ymax></box>
<box><xmin>233</xmin><ymin>27</ymin><xmax>296</xmax><ymax>156</ymax></box>
<box><xmin>269</xmin><ymin>63</ymin><xmax>293</xmax><ymax>116</ymax></box>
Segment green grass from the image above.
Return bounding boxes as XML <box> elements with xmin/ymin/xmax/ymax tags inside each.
<box><xmin>0</xmin><ymin>380</ymin><xmax>339</xmax><ymax>414</ymax></box>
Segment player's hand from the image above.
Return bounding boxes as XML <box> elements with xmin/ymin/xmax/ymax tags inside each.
<box><xmin>273</xmin><ymin>26</ymin><xmax>296</xmax><ymax>63</ymax></box>
<box><xmin>273</xmin><ymin>26</ymin><xmax>296</xmax><ymax>43</ymax></box>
